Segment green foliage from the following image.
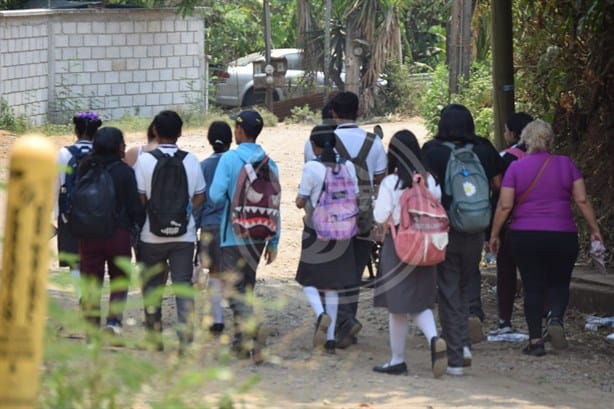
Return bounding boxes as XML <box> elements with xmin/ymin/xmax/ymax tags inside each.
<box><xmin>419</xmin><ymin>61</ymin><xmax>494</xmax><ymax>140</ymax></box>
<box><xmin>401</xmin><ymin>0</ymin><xmax>448</xmax><ymax>69</ymax></box>
<box><xmin>286</xmin><ymin>105</ymin><xmax>319</xmax><ymax>124</ymax></box>
<box><xmin>0</xmin><ymin>98</ymin><xmax>27</xmax><ymax>133</ymax></box>
<box><xmin>378</xmin><ymin>60</ymin><xmax>429</xmax><ymax>117</ymax></box>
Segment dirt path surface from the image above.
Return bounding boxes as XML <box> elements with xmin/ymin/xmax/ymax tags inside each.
<box><xmin>2</xmin><ymin>119</ymin><xmax>613</xmax><ymax>408</ymax></box>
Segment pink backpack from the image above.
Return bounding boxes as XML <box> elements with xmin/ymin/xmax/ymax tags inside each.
<box><xmin>504</xmin><ymin>146</ymin><xmax>526</xmax><ymax>160</ymax></box>
<box><xmin>312</xmin><ymin>162</ymin><xmax>359</xmax><ymax>240</ymax></box>
<box><xmin>389</xmin><ymin>174</ymin><xmax>449</xmax><ymax>266</ymax></box>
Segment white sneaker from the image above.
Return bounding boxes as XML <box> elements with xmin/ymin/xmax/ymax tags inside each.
<box><xmin>446</xmin><ymin>366</ymin><xmax>464</xmax><ymax>376</ymax></box>
<box><xmin>104</xmin><ymin>324</ymin><xmax>122</xmax><ymax>336</ymax></box>
<box><xmin>606</xmin><ymin>333</ymin><xmax>614</xmax><ymax>343</ymax></box>
<box><xmin>463</xmin><ymin>346</ymin><xmax>472</xmax><ymax>367</ymax></box>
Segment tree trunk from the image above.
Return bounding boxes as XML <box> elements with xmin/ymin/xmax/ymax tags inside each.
<box><xmin>491</xmin><ymin>0</ymin><xmax>515</xmax><ymax>149</ymax></box>
<box><xmin>448</xmin><ymin>0</ymin><xmax>472</xmax><ymax>95</ymax></box>
<box><xmin>345</xmin><ymin>15</ymin><xmax>360</xmax><ymax>95</ymax></box>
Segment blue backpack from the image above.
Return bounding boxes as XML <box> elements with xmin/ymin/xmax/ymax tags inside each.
<box><xmin>442</xmin><ymin>142</ymin><xmax>491</xmax><ymax>233</ymax></box>
<box><xmin>58</xmin><ymin>144</ymin><xmax>92</xmax><ymax>219</ymax></box>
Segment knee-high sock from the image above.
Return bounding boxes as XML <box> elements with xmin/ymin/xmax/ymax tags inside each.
<box><xmin>70</xmin><ymin>268</ymin><xmax>81</xmax><ymax>299</ymax></box>
<box><xmin>208</xmin><ymin>277</ymin><xmax>224</xmax><ymax>324</ymax></box>
<box><xmin>303</xmin><ymin>286</ymin><xmax>324</xmax><ymax>318</ymax></box>
<box><xmin>324</xmin><ymin>291</ymin><xmax>338</xmax><ymax>341</ymax></box>
<box><xmin>389</xmin><ymin>313</ymin><xmax>408</xmax><ymax>365</ymax></box>
<box><xmin>412</xmin><ymin>308</ymin><xmax>438</xmax><ymax>344</ymax></box>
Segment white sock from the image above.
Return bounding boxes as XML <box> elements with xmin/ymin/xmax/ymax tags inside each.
<box><xmin>70</xmin><ymin>268</ymin><xmax>81</xmax><ymax>299</ymax></box>
<box><xmin>389</xmin><ymin>313</ymin><xmax>408</xmax><ymax>365</ymax></box>
<box><xmin>303</xmin><ymin>286</ymin><xmax>324</xmax><ymax>318</ymax></box>
<box><xmin>412</xmin><ymin>308</ymin><xmax>438</xmax><ymax>344</ymax></box>
<box><xmin>324</xmin><ymin>291</ymin><xmax>338</xmax><ymax>341</ymax></box>
<box><xmin>208</xmin><ymin>277</ymin><xmax>224</xmax><ymax>324</ymax></box>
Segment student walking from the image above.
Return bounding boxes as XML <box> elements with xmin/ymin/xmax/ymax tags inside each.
<box><xmin>134</xmin><ymin>110</ymin><xmax>206</xmax><ymax>353</ymax></box>
<box><xmin>195</xmin><ymin>121</ymin><xmax>233</xmax><ymax>335</ymax></box>
<box><xmin>372</xmin><ymin>130</ymin><xmax>447</xmax><ymax>378</ymax></box>
<box><xmin>490</xmin><ymin>119</ymin><xmax>603</xmax><ymax>356</ymax></box>
<box><xmin>56</xmin><ymin>112</ymin><xmax>102</xmax><ymax>292</ymax></box>
<box><xmin>295</xmin><ymin>125</ymin><xmax>359</xmax><ymax>354</ymax></box>
<box><xmin>75</xmin><ymin>127</ymin><xmax>145</xmax><ymax>336</ymax></box>
<box><xmin>208</xmin><ymin>110</ymin><xmax>280</xmax><ymax>364</ymax></box>
<box><xmin>304</xmin><ymin>92</ymin><xmax>387</xmax><ymax>348</ymax></box>
<box><xmin>490</xmin><ymin>112</ymin><xmax>534</xmax><ymax>335</ymax></box>
<box><xmin>422</xmin><ymin>104</ymin><xmax>502</xmax><ymax>376</ymax></box>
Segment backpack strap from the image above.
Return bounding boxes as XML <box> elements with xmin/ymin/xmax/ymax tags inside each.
<box><xmin>335</xmin><ymin>132</ymin><xmax>376</xmax><ymax>163</ymax></box>
<box><xmin>148</xmin><ymin>148</ymin><xmax>188</xmax><ymax>161</ymax></box>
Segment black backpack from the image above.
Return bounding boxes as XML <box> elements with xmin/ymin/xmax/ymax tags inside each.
<box><xmin>58</xmin><ymin>144</ymin><xmax>92</xmax><ymax>219</ymax></box>
<box><xmin>147</xmin><ymin>149</ymin><xmax>190</xmax><ymax>237</ymax></box>
<box><xmin>69</xmin><ymin>161</ymin><xmax>119</xmax><ymax>239</ymax></box>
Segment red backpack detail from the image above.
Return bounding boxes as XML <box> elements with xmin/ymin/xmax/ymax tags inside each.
<box><xmin>389</xmin><ymin>174</ymin><xmax>449</xmax><ymax>266</ymax></box>
<box><xmin>231</xmin><ymin>156</ymin><xmax>281</xmax><ymax>241</ymax></box>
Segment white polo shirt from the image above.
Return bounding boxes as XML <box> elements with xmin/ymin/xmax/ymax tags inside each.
<box><xmin>134</xmin><ymin>144</ymin><xmax>206</xmax><ymax>243</ymax></box>
<box><xmin>298</xmin><ymin>160</ymin><xmax>359</xmax><ymax>208</ymax></box>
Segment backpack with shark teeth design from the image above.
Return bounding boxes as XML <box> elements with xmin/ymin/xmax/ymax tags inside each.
<box><xmin>231</xmin><ymin>156</ymin><xmax>281</xmax><ymax>241</ymax></box>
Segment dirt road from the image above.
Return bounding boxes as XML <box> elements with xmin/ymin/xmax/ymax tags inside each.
<box><xmin>1</xmin><ymin>118</ymin><xmax>613</xmax><ymax>408</ymax></box>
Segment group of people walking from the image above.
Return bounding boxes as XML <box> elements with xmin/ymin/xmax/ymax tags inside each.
<box><xmin>54</xmin><ymin>91</ymin><xmax>603</xmax><ymax>375</ymax></box>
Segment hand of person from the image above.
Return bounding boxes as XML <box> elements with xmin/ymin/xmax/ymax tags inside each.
<box><xmin>265</xmin><ymin>248</ymin><xmax>277</xmax><ymax>264</ymax></box>
<box><xmin>489</xmin><ymin>236</ymin><xmax>500</xmax><ymax>256</ymax></box>
<box><xmin>591</xmin><ymin>231</ymin><xmax>604</xmax><ymax>244</ymax></box>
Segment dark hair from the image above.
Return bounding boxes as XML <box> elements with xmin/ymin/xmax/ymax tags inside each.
<box><xmin>153</xmin><ymin>110</ymin><xmax>183</xmax><ymax>141</ymax></box>
<box><xmin>309</xmin><ymin>124</ymin><xmax>337</xmax><ymax>166</ymax></box>
<box><xmin>146</xmin><ymin>121</ymin><xmax>156</xmax><ymax>143</ymax></box>
<box><xmin>331</xmin><ymin>91</ymin><xmax>359</xmax><ymax>120</ymax></box>
<box><xmin>73</xmin><ymin>112</ymin><xmax>102</xmax><ymax>140</ymax></box>
<box><xmin>321</xmin><ymin>100</ymin><xmax>333</xmax><ymax>120</ymax></box>
<box><xmin>436</xmin><ymin>104</ymin><xmax>477</xmax><ymax>142</ymax></box>
<box><xmin>388</xmin><ymin>130</ymin><xmax>423</xmax><ymax>189</ymax></box>
<box><xmin>505</xmin><ymin>112</ymin><xmax>534</xmax><ymax>141</ymax></box>
<box><xmin>207</xmin><ymin>121</ymin><xmax>232</xmax><ymax>153</ymax></box>
<box><xmin>93</xmin><ymin>127</ymin><xmax>125</xmax><ymax>156</ymax></box>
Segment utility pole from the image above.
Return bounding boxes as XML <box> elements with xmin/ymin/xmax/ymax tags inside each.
<box><xmin>492</xmin><ymin>0</ymin><xmax>515</xmax><ymax>149</ymax></box>
<box><xmin>448</xmin><ymin>0</ymin><xmax>472</xmax><ymax>96</ymax></box>
<box><xmin>263</xmin><ymin>0</ymin><xmax>273</xmax><ymax>112</ymax></box>
<box><xmin>324</xmin><ymin>0</ymin><xmax>331</xmax><ymax>102</ymax></box>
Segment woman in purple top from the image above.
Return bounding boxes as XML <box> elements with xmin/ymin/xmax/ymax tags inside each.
<box><xmin>489</xmin><ymin>120</ymin><xmax>602</xmax><ymax>357</ymax></box>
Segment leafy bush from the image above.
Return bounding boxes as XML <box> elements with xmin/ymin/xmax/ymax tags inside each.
<box><xmin>378</xmin><ymin>61</ymin><xmax>429</xmax><ymax>117</ymax></box>
<box><xmin>286</xmin><ymin>105</ymin><xmax>319</xmax><ymax>124</ymax></box>
<box><xmin>418</xmin><ymin>61</ymin><xmax>494</xmax><ymax>140</ymax></box>
<box><xmin>0</xmin><ymin>98</ymin><xmax>27</xmax><ymax>133</ymax></box>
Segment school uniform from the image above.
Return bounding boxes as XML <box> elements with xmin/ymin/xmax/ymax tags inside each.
<box><xmin>295</xmin><ymin>159</ymin><xmax>359</xmax><ymax>290</ymax></box>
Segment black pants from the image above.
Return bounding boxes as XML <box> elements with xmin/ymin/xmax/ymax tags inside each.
<box><xmin>509</xmin><ymin>230</ymin><xmax>578</xmax><ymax>340</ymax></box>
<box><xmin>337</xmin><ymin>237</ymin><xmax>373</xmax><ymax>323</ymax></box>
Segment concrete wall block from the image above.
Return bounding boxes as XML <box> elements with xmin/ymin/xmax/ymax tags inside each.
<box><xmin>111</xmin><ymin>83</ymin><xmax>125</xmax><ymax>96</ymax></box>
<box><xmin>76</xmin><ymin>73</ymin><xmax>92</xmax><ymax>85</ymax></box>
<box><xmin>97</xmin><ymin>60</ymin><xmax>112</xmax><ymax>72</ymax></box>
<box><xmin>180</xmin><ymin>32</ymin><xmax>193</xmax><ymax>44</ymax></box>
<box><xmin>148</xmin><ymin>20</ymin><xmax>161</xmax><ymax>33</ymax></box>
<box><xmin>92</xmin><ymin>21</ymin><xmax>106</xmax><ymax>34</ymax></box>
<box><xmin>154</xmin><ymin>33</ymin><xmax>168</xmax><ymax>45</ymax></box>
<box><xmin>119</xmin><ymin>71</ymin><xmax>132</xmax><ymax>83</ymax></box>
<box><xmin>152</xmin><ymin>81</ymin><xmax>165</xmax><ymax>93</ymax></box>
<box><xmin>69</xmin><ymin>35</ymin><xmax>84</xmax><ymax>47</ymax></box>
<box><xmin>159</xmin><ymin>69</ymin><xmax>172</xmax><ymax>81</ymax></box>
<box><xmin>107</xmin><ymin>21</ymin><xmax>121</xmax><ymax>35</ymax></box>
<box><xmin>111</xmin><ymin>59</ymin><xmax>128</xmax><ymax>73</ymax></box>
<box><xmin>99</xmin><ymin>84</ymin><xmax>112</xmax><ymax>97</ymax></box>
<box><xmin>77</xmin><ymin>48</ymin><xmax>93</xmax><ymax>60</ymax></box>
<box><xmin>126</xmin><ymin>34</ymin><xmax>140</xmax><ymax>46</ymax></box>
<box><xmin>98</xmin><ymin>35</ymin><xmax>112</xmax><ymax>47</ymax></box>
<box><xmin>146</xmin><ymin>93</ymin><xmax>160</xmax><ymax>106</ymax></box>
<box><xmin>134</xmin><ymin>21</ymin><xmax>147</xmax><ymax>33</ymax></box>
<box><xmin>126</xmin><ymin>59</ymin><xmax>139</xmax><ymax>70</ymax></box>
<box><xmin>126</xmin><ymin>83</ymin><xmax>139</xmax><ymax>95</ymax></box>
<box><xmin>146</xmin><ymin>70</ymin><xmax>160</xmax><ymax>82</ymax></box>
<box><xmin>107</xmin><ymin>47</ymin><xmax>120</xmax><ymax>59</ymax></box>
<box><xmin>62</xmin><ymin>48</ymin><xmax>78</xmax><ymax>60</ymax></box>
<box><xmin>140</xmin><ymin>58</ymin><xmax>153</xmax><ymax>70</ymax></box>
<box><xmin>63</xmin><ymin>22</ymin><xmax>77</xmax><ymax>34</ymax></box>
<box><xmin>119</xmin><ymin>95</ymin><xmax>133</xmax><ymax>107</ymax></box>
<box><xmin>120</xmin><ymin>21</ymin><xmax>135</xmax><ymax>33</ymax></box>
<box><xmin>77</xmin><ymin>22</ymin><xmax>92</xmax><ymax>34</ymax></box>
<box><xmin>175</xmin><ymin>19</ymin><xmax>188</xmax><ymax>32</ymax></box>
<box><xmin>154</xmin><ymin>59</ymin><xmax>167</xmax><ymax>69</ymax></box>
<box><xmin>83</xmin><ymin>35</ymin><xmax>98</xmax><ymax>47</ymax></box>
<box><xmin>159</xmin><ymin>93</ymin><xmax>173</xmax><ymax>105</ymax></box>
<box><xmin>161</xmin><ymin>45</ymin><xmax>173</xmax><ymax>57</ymax></box>
<box><xmin>180</xmin><ymin>56</ymin><xmax>194</xmax><ymax>68</ymax></box>
<box><xmin>92</xmin><ymin>47</ymin><xmax>106</xmax><ymax>59</ymax></box>
<box><xmin>165</xmin><ymin>81</ymin><xmax>179</xmax><ymax>93</ymax></box>
<box><xmin>161</xmin><ymin>19</ymin><xmax>174</xmax><ymax>32</ymax></box>
<box><xmin>139</xmin><ymin>82</ymin><xmax>153</xmax><ymax>94</ymax></box>
<box><xmin>174</xmin><ymin>44</ymin><xmax>187</xmax><ymax>57</ymax></box>
<box><xmin>167</xmin><ymin>57</ymin><xmax>181</xmax><ymax>69</ymax></box>
<box><xmin>105</xmin><ymin>72</ymin><xmax>119</xmax><ymax>83</ymax></box>
<box><xmin>140</xmin><ymin>33</ymin><xmax>154</xmax><ymax>45</ymax></box>
<box><xmin>186</xmin><ymin>43</ymin><xmax>200</xmax><ymax>56</ymax></box>
<box><xmin>120</xmin><ymin>47</ymin><xmax>133</xmax><ymax>59</ymax></box>
<box><xmin>112</xmin><ymin>35</ymin><xmax>126</xmax><ymax>46</ymax></box>
<box><xmin>91</xmin><ymin>72</ymin><xmax>105</xmax><ymax>84</ymax></box>
<box><xmin>168</xmin><ymin>32</ymin><xmax>180</xmax><ymax>44</ymax></box>
<box><xmin>147</xmin><ymin>45</ymin><xmax>161</xmax><ymax>57</ymax></box>
<box><xmin>133</xmin><ymin>94</ymin><xmax>146</xmax><ymax>105</ymax></box>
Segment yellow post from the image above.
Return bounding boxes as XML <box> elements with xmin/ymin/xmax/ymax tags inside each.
<box><xmin>0</xmin><ymin>136</ymin><xmax>57</xmax><ymax>409</ymax></box>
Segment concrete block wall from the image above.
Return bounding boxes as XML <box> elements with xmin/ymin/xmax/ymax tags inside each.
<box><xmin>0</xmin><ymin>9</ymin><xmax>205</xmax><ymax>125</ymax></box>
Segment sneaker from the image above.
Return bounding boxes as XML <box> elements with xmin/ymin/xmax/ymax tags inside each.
<box><xmin>373</xmin><ymin>362</ymin><xmax>408</xmax><ymax>375</ymax></box>
<box><xmin>522</xmin><ymin>341</ymin><xmax>546</xmax><ymax>357</ymax></box>
<box><xmin>335</xmin><ymin>317</ymin><xmax>363</xmax><ymax>349</ymax></box>
<box><xmin>430</xmin><ymin>337</ymin><xmax>448</xmax><ymax>379</ymax></box>
<box><xmin>209</xmin><ymin>323</ymin><xmax>225</xmax><ymax>335</ymax></box>
<box><xmin>488</xmin><ymin>320</ymin><xmax>513</xmax><ymax>336</ymax></box>
<box><xmin>313</xmin><ymin>313</ymin><xmax>331</xmax><ymax>348</ymax></box>
<box><xmin>547</xmin><ymin>318</ymin><xmax>568</xmax><ymax>350</ymax></box>
<box><xmin>446</xmin><ymin>366</ymin><xmax>464</xmax><ymax>376</ymax></box>
<box><xmin>606</xmin><ymin>333</ymin><xmax>614</xmax><ymax>344</ymax></box>
<box><xmin>103</xmin><ymin>322</ymin><xmax>122</xmax><ymax>337</ymax></box>
<box><xmin>468</xmin><ymin>316</ymin><xmax>485</xmax><ymax>344</ymax></box>
<box><xmin>324</xmin><ymin>340</ymin><xmax>336</xmax><ymax>354</ymax></box>
<box><xmin>463</xmin><ymin>346</ymin><xmax>472</xmax><ymax>367</ymax></box>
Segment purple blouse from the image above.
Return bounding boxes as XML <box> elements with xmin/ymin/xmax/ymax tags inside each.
<box><xmin>502</xmin><ymin>152</ymin><xmax>582</xmax><ymax>232</ymax></box>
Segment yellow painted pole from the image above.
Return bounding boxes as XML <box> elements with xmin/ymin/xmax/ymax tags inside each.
<box><xmin>0</xmin><ymin>136</ymin><xmax>57</xmax><ymax>409</ymax></box>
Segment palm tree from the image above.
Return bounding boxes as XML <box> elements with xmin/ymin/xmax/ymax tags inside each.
<box><xmin>297</xmin><ymin>0</ymin><xmax>403</xmax><ymax>115</ymax></box>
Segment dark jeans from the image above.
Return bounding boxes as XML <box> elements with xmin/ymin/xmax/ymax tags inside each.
<box><xmin>337</xmin><ymin>236</ymin><xmax>372</xmax><ymax>324</ymax></box>
<box><xmin>138</xmin><ymin>240</ymin><xmax>195</xmax><ymax>343</ymax></box>
<box><xmin>510</xmin><ymin>230</ymin><xmax>578</xmax><ymax>340</ymax></box>
<box><xmin>496</xmin><ymin>226</ymin><xmax>518</xmax><ymax>324</ymax></box>
<box><xmin>79</xmin><ymin>228</ymin><xmax>131</xmax><ymax>326</ymax></box>
<box><xmin>437</xmin><ymin>229</ymin><xmax>484</xmax><ymax>367</ymax></box>
<box><xmin>220</xmin><ymin>243</ymin><xmax>266</xmax><ymax>323</ymax></box>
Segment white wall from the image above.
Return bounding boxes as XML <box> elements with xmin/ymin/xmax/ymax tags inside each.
<box><xmin>0</xmin><ymin>9</ymin><xmax>205</xmax><ymax>125</ymax></box>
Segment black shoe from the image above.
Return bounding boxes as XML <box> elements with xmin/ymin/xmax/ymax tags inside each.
<box><xmin>373</xmin><ymin>362</ymin><xmax>408</xmax><ymax>375</ymax></box>
<box><xmin>547</xmin><ymin>318</ymin><xmax>568</xmax><ymax>350</ymax></box>
<box><xmin>231</xmin><ymin>333</ymin><xmax>249</xmax><ymax>359</ymax></box>
<box><xmin>522</xmin><ymin>341</ymin><xmax>546</xmax><ymax>357</ymax></box>
<box><xmin>324</xmin><ymin>340</ymin><xmax>335</xmax><ymax>354</ymax></box>
<box><xmin>430</xmin><ymin>337</ymin><xmax>448</xmax><ymax>379</ymax></box>
<box><xmin>335</xmin><ymin>317</ymin><xmax>362</xmax><ymax>349</ymax></box>
<box><xmin>209</xmin><ymin>323</ymin><xmax>225</xmax><ymax>335</ymax></box>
